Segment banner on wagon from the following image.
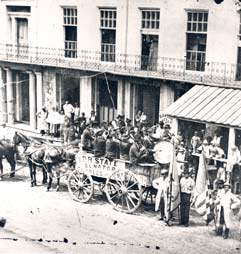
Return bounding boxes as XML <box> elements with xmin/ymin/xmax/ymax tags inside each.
<box><xmin>75</xmin><ymin>153</ymin><xmax>125</xmax><ymax>178</ymax></box>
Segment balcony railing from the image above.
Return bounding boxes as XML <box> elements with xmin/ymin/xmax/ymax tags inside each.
<box><xmin>0</xmin><ymin>43</ymin><xmax>240</xmax><ymax>88</ymax></box>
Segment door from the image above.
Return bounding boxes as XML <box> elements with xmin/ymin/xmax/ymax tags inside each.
<box><xmin>141</xmin><ymin>34</ymin><xmax>159</xmax><ymax>71</ymax></box>
<box><xmin>16</xmin><ymin>18</ymin><xmax>28</xmax><ymax>56</ymax></box>
<box><xmin>98</xmin><ymin>79</ymin><xmax>117</xmax><ymax>123</ymax></box>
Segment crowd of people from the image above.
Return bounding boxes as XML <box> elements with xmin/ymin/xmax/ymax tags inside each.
<box><xmin>35</xmin><ymin>104</ymin><xmax>241</xmax><ymax>238</ymax></box>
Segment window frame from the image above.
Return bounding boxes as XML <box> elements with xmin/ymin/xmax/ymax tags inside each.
<box><xmin>141</xmin><ymin>9</ymin><xmax>160</xmax><ymax>30</ymax></box>
<box><xmin>186</xmin><ymin>10</ymin><xmax>208</xmax><ymax>72</ymax></box>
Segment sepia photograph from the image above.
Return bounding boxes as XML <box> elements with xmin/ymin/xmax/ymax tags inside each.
<box><xmin>0</xmin><ymin>0</ymin><xmax>241</xmax><ymax>253</ymax></box>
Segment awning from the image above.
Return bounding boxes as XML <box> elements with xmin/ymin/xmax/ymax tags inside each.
<box><xmin>165</xmin><ymin>85</ymin><xmax>241</xmax><ymax>128</ymax></box>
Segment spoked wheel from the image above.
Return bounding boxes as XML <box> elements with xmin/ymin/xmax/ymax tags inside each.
<box><xmin>105</xmin><ymin>169</ymin><xmax>142</xmax><ymax>213</ymax></box>
<box><xmin>67</xmin><ymin>169</ymin><xmax>94</xmax><ymax>203</ymax></box>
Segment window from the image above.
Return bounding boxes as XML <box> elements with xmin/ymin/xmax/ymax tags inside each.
<box><xmin>100</xmin><ymin>9</ymin><xmax>116</xmax><ymax>29</ymax></box>
<box><xmin>63</xmin><ymin>7</ymin><xmax>77</xmax><ymax>58</ymax></box>
<box><xmin>141</xmin><ymin>10</ymin><xmax>160</xmax><ymax>30</ymax></box>
<box><xmin>100</xmin><ymin>8</ymin><xmax>116</xmax><ymax>62</ymax></box>
<box><xmin>186</xmin><ymin>11</ymin><xmax>208</xmax><ymax>72</ymax></box>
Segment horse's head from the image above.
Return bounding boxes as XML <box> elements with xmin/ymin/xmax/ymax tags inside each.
<box><xmin>13</xmin><ymin>132</ymin><xmax>31</xmax><ymax>150</ymax></box>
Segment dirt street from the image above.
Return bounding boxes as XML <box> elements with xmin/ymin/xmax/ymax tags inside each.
<box><xmin>0</xmin><ymin>165</ymin><xmax>241</xmax><ymax>254</ymax></box>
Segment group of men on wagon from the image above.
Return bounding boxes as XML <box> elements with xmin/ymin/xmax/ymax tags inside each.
<box><xmin>80</xmin><ymin>114</ymin><xmax>174</xmax><ymax>166</ymax></box>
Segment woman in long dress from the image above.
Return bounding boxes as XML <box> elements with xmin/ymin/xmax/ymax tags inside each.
<box><xmin>36</xmin><ymin>106</ymin><xmax>48</xmax><ymax>135</ymax></box>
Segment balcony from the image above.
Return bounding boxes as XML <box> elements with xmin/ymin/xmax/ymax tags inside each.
<box><xmin>0</xmin><ymin>43</ymin><xmax>240</xmax><ymax>88</ymax></box>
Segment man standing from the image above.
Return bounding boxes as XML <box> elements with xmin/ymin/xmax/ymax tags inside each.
<box><xmin>191</xmin><ymin>131</ymin><xmax>201</xmax><ymax>153</ymax></box>
<box><xmin>152</xmin><ymin>168</ymin><xmax>169</xmax><ymax>221</ymax></box>
<box><xmin>180</xmin><ymin>168</ymin><xmax>195</xmax><ymax>227</ymax></box>
<box><xmin>215</xmin><ymin>182</ymin><xmax>240</xmax><ymax>239</ymax></box>
<box><xmin>63</xmin><ymin>101</ymin><xmax>74</xmax><ymax>120</ymax></box>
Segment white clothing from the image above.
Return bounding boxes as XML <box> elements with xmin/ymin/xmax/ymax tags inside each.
<box><xmin>152</xmin><ymin>176</ymin><xmax>169</xmax><ymax>213</ymax></box>
<box><xmin>227</xmin><ymin>149</ymin><xmax>241</xmax><ymax>172</ymax></box>
<box><xmin>63</xmin><ymin>103</ymin><xmax>74</xmax><ymax>118</ymax></box>
<box><xmin>216</xmin><ymin>190</ymin><xmax>240</xmax><ymax>228</ymax></box>
<box><xmin>180</xmin><ymin>177</ymin><xmax>195</xmax><ymax>195</ymax></box>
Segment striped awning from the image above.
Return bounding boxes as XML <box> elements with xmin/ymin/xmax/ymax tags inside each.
<box><xmin>165</xmin><ymin>85</ymin><xmax>241</xmax><ymax>128</ymax></box>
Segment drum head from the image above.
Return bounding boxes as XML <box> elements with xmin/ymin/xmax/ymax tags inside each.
<box><xmin>153</xmin><ymin>141</ymin><xmax>173</xmax><ymax>164</ymax></box>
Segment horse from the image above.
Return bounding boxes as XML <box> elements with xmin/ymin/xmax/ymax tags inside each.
<box><xmin>0</xmin><ymin>138</ymin><xmax>16</xmax><ymax>180</ymax></box>
<box><xmin>13</xmin><ymin>131</ymin><xmax>48</xmax><ymax>187</ymax></box>
<box><xmin>13</xmin><ymin>131</ymin><xmax>78</xmax><ymax>191</ymax></box>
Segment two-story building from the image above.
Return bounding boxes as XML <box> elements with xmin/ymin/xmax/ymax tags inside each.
<box><xmin>0</xmin><ymin>0</ymin><xmax>241</xmax><ymax>154</ymax></box>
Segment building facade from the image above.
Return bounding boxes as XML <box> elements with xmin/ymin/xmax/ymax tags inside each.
<box><xmin>0</xmin><ymin>0</ymin><xmax>240</xmax><ymax>133</ymax></box>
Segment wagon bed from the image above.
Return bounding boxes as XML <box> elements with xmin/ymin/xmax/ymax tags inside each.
<box><xmin>67</xmin><ymin>151</ymin><xmax>161</xmax><ymax>213</ymax></box>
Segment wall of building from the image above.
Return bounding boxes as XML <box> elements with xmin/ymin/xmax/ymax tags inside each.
<box><xmin>0</xmin><ymin>0</ymin><xmax>239</xmax><ymax>64</ymax></box>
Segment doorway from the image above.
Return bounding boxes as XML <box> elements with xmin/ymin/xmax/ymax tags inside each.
<box><xmin>98</xmin><ymin>79</ymin><xmax>117</xmax><ymax>123</ymax></box>
<box><xmin>141</xmin><ymin>34</ymin><xmax>159</xmax><ymax>71</ymax></box>
<box><xmin>16</xmin><ymin>18</ymin><xmax>28</xmax><ymax>56</ymax></box>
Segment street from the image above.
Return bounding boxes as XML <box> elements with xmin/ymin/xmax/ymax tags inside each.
<box><xmin>0</xmin><ymin>164</ymin><xmax>241</xmax><ymax>254</ymax></box>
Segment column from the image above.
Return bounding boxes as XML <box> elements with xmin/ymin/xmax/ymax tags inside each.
<box><xmin>124</xmin><ymin>81</ymin><xmax>131</xmax><ymax>119</ymax></box>
<box><xmin>117</xmin><ymin>79</ymin><xmax>124</xmax><ymax>116</ymax></box>
<box><xmin>228</xmin><ymin>127</ymin><xmax>235</xmax><ymax>159</ymax></box>
<box><xmin>5</xmin><ymin>68</ymin><xmax>14</xmax><ymax>124</ymax></box>
<box><xmin>171</xmin><ymin>118</ymin><xmax>178</xmax><ymax>136</ymax></box>
<box><xmin>80</xmin><ymin>77</ymin><xmax>92</xmax><ymax>118</ymax></box>
<box><xmin>35</xmin><ymin>72</ymin><xmax>43</xmax><ymax>113</ymax></box>
<box><xmin>11</xmin><ymin>17</ymin><xmax>17</xmax><ymax>51</ymax></box>
<box><xmin>15</xmin><ymin>73</ymin><xmax>21</xmax><ymax>121</ymax></box>
<box><xmin>0</xmin><ymin>68</ymin><xmax>4</xmax><ymax>123</ymax></box>
<box><xmin>159</xmin><ymin>82</ymin><xmax>174</xmax><ymax>113</ymax></box>
<box><xmin>0</xmin><ymin>69</ymin><xmax>7</xmax><ymax>123</ymax></box>
<box><xmin>28</xmin><ymin>72</ymin><xmax>37</xmax><ymax>129</ymax></box>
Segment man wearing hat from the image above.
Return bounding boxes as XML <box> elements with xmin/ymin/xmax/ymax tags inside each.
<box><xmin>81</xmin><ymin>123</ymin><xmax>94</xmax><ymax>151</ymax></box>
<box><xmin>93</xmin><ymin>130</ymin><xmax>106</xmax><ymax>157</ymax></box>
<box><xmin>129</xmin><ymin>134</ymin><xmax>148</xmax><ymax>165</ymax></box>
<box><xmin>215</xmin><ymin>182</ymin><xmax>240</xmax><ymax>239</ymax></box>
<box><xmin>161</xmin><ymin>123</ymin><xmax>173</xmax><ymax>142</ymax></box>
<box><xmin>179</xmin><ymin>167</ymin><xmax>195</xmax><ymax>226</ymax></box>
<box><xmin>88</xmin><ymin>110</ymin><xmax>98</xmax><ymax>125</ymax></box>
<box><xmin>125</xmin><ymin>118</ymin><xmax>133</xmax><ymax>132</ymax></box>
<box><xmin>119</xmin><ymin>133</ymin><xmax>131</xmax><ymax>160</ymax></box>
<box><xmin>105</xmin><ymin>132</ymin><xmax>119</xmax><ymax>160</ymax></box>
<box><xmin>152</xmin><ymin>168</ymin><xmax>169</xmax><ymax>221</ymax></box>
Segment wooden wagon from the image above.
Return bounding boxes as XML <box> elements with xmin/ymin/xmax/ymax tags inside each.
<box><xmin>67</xmin><ymin>150</ymin><xmax>163</xmax><ymax>213</ymax></box>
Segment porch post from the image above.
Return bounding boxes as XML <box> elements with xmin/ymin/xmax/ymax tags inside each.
<box><xmin>227</xmin><ymin>127</ymin><xmax>235</xmax><ymax>159</ymax></box>
<box><xmin>0</xmin><ymin>68</ymin><xmax>5</xmax><ymax>123</ymax></box>
<box><xmin>124</xmin><ymin>81</ymin><xmax>131</xmax><ymax>119</ymax></box>
<box><xmin>80</xmin><ymin>77</ymin><xmax>92</xmax><ymax>118</ymax></box>
<box><xmin>5</xmin><ymin>68</ymin><xmax>14</xmax><ymax>124</ymax></box>
<box><xmin>159</xmin><ymin>82</ymin><xmax>174</xmax><ymax>113</ymax></box>
<box><xmin>172</xmin><ymin>118</ymin><xmax>178</xmax><ymax>136</ymax></box>
<box><xmin>117</xmin><ymin>79</ymin><xmax>124</xmax><ymax>116</ymax></box>
<box><xmin>35</xmin><ymin>72</ymin><xmax>43</xmax><ymax>113</ymax></box>
<box><xmin>28</xmin><ymin>72</ymin><xmax>37</xmax><ymax>129</ymax></box>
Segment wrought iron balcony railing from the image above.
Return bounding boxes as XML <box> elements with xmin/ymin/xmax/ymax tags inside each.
<box><xmin>0</xmin><ymin>43</ymin><xmax>240</xmax><ymax>88</ymax></box>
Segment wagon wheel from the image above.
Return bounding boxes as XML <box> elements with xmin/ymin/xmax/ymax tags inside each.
<box><xmin>67</xmin><ymin>169</ymin><xmax>94</xmax><ymax>203</ymax></box>
<box><xmin>105</xmin><ymin>169</ymin><xmax>142</xmax><ymax>213</ymax></box>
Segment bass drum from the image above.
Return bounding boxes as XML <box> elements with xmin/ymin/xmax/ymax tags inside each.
<box><xmin>153</xmin><ymin>141</ymin><xmax>174</xmax><ymax>164</ymax></box>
